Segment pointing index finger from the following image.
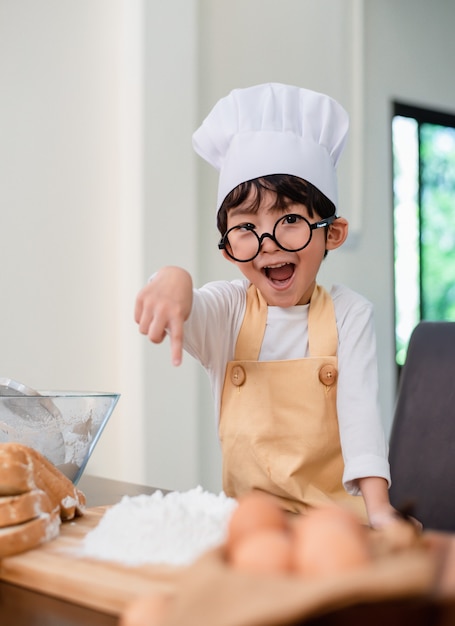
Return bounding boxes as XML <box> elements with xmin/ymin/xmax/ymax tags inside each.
<box><xmin>167</xmin><ymin>319</ymin><xmax>184</xmax><ymax>366</ymax></box>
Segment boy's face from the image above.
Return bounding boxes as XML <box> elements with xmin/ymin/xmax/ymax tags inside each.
<box><xmin>221</xmin><ymin>189</ymin><xmax>346</xmax><ymax>307</ymax></box>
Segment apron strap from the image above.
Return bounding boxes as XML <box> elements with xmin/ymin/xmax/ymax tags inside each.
<box><xmin>234</xmin><ymin>284</ymin><xmax>267</xmax><ymax>360</ymax></box>
<box><xmin>235</xmin><ymin>284</ymin><xmax>338</xmax><ymax>360</ymax></box>
<box><xmin>308</xmin><ymin>285</ymin><xmax>338</xmax><ymax>357</ymax></box>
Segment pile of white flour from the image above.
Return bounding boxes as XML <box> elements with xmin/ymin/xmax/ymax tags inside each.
<box><xmin>81</xmin><ymin>486</ymin><xmax>237</xmax><ymax>566</ymax></box>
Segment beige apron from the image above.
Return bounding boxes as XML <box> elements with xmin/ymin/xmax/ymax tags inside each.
<box><xmin>219</xmin><ymin>283</ymin><xmax>367</xmax><ymax>520</ymax></box>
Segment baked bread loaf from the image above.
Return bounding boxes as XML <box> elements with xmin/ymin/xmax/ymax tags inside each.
<box><xmin>0</xmin><ymin>509</ymin><xmax>60</xmax><ymax>558</ymax></box>
<box><xmin>0</xmin><ymin>444</ymin><xmax>35</xmax><ymax>495</ymax></box>
<box><xmin>0</xmin><ymin>442</ymin><xmax>86</xmax><ymax>558</ymax></box>
<box><xmin>0</xmin><ymin>442</ymin><xmax>86</xmax><ymax>520</ymax></box>
<box><xmin>0</xmin><ymin>489</ymin><xmax>54</xmax><ymax>528</ymax></box>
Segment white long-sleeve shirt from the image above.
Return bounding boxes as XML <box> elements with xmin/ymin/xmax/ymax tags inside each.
<box><xmin>181</xmin><ymin>279</ymin><xmax>391</xmax><ymax>495</ymax></box>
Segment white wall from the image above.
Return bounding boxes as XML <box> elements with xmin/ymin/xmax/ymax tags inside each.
<box><xmin>141</xmin><ymin>1</ymin><xmax>199</xmax><ymax>491</ymax></box>
<box><xmin>0</xmin><ymin>0</ymin><xmax>147</xmax><ymax>482</ymax></box>
<box><xmin>1</xmin><ymin>0</ymin><xmax>454</xmax><ymax>493</ymax></box>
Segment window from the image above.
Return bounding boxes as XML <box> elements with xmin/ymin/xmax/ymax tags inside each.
<box><xmin>392</xmin><ymin>102</ymin><xmax>455</xmax><ymax>366</ymax></box>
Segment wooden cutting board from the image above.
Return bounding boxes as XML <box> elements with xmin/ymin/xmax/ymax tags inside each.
<box><xmin>0</xmin><ymin>506</ymin><xmax>184</xmax><ymax>615</ymax></box>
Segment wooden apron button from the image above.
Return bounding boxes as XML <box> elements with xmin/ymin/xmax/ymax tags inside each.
<box><xmin>231</xmin><ymin>365</ymin><xmax>246</xmax><ymax>386</ymax></box>
<box><xmin>319</xmin><ymin>364</ymin><xmax>337</xmax><ymax>386</ymax></box>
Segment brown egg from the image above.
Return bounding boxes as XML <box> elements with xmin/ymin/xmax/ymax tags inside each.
<box><xmin>119</xmin><ymin>592</ymin><xmax>173</xmax><ymax>626</ymax></box>
<box><xmin>292</xmin><ymin>504</ymin><xmax>371</xmax><ymax>578</ymax></box>
<box><xmin>227</xmin><ymin>490</ymin><xmax>288</xmax><ymax>555</ymax></box>
<box><xmin>230</xmin><ymin>527</ymin><xmax>293</xmax><ymax>574</ymax></box>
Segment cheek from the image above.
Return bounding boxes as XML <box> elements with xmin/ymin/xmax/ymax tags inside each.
<box><xmin>221</xmin><ymin>249</ymin><xmax>237</xmax><ymax>265</ymax></box>
<box><xmin>297</xmin><ymin>242</ymin><xmax>326</xmax><ymax>266</ymax></box>
<box><xmin>232</xmin><ymin>260</ymin><xmax>258</xmax><ymax>278</ymax></box>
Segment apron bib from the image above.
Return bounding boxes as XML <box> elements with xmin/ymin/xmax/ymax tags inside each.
<box><xmin>219</xmin><ymin>283</ymin><xmax>367</xmax><ymax>520</ymax></box>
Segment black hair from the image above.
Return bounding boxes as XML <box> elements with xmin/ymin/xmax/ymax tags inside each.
<box><xmin>217</xmin><ymin>174</ymin><xmax>336</xmax><ymax>236</ymax></box>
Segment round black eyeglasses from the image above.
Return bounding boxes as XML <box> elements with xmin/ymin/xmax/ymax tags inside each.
<box><xmin>218</xmin><ymin>214</ymin><xmax>337</xmax><ymax>263</ymax></box>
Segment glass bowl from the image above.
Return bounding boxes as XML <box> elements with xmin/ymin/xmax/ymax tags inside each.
<box><xmin>0</xmin><ymin>389</ymin><xmax>120</xmax><ymax>484</ymax></box>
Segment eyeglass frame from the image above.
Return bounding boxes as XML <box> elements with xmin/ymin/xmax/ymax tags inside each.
<box><xmin>218</xmin><ymin>213</ymin><xmax>338</xmax><ymax>263</ymax></box>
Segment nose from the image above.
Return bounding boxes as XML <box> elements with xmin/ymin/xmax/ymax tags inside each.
<box><xmin>258</xmin><ymin>232</ymin><xmax>280</xmax><ymax>252</ymax></box>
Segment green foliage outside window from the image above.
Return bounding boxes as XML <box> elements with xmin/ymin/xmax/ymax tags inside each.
<box><xmin>420</xmin><ymin>124</ymin><xmax>455</xmax><ymax>321</ymax></box>
<box><xmin>393</xmin><ymin>105</ymin><xmax>455</xmax><ymax>366</ymax></box>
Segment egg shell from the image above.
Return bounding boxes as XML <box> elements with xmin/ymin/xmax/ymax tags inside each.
<box><xmin>226</xmin><ymin>490</ymin><xmax>288</xmax><ymax>554</ymax></box>
<box><xmin>292</xmin><ymin>504</ymin><xmax>372</xmax><ymax>578</ymax></box>
<box><xmin>230</xmin><ymin>527</ymin><xmax>293</xmax><ymax>575</ymax></box>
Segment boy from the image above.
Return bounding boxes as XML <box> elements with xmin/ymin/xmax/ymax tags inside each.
<box><xmin>135</xmin><ymin>83</ymin><xmax>399</xmax><ymax>528</ymax></box>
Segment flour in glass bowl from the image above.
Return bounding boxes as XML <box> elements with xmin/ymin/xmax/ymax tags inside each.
<box><xmin>81</xmin><ymin>486</ymin><xmax>238</xmax><ymax>567</ymax></box>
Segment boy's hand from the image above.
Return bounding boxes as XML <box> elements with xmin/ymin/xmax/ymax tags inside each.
<box><xmin>368</xmin><ymin>508</ymin><xmax>422</xmax><ymax>531</ymax></box>
<box><xmin>134</xmin><ymin>267</ymin><xmax>193</xmax><ymax>366</ymax></box>
<box><xmin>358</xmin><ymin>476</ymin><xmax>423</xmax><ymax>531</ymax></box>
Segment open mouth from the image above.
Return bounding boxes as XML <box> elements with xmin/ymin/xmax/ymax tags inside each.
<box><xmin>264</xmin><ymin>262</ymin><xmax>295</xmax><ymax>284</ymax></box>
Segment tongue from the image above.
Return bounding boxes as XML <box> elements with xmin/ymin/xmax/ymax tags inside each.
<box><xmin>267</xmin><ymin>264</ymin><xmax>294</xmax><ymax>282</ymax></box>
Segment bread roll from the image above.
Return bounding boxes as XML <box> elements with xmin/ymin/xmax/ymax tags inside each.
<box><xmin>0</xmin><ymin>442</ymin><xmax>86</xmax><ymax>520</ymax></box>
<box><xmin>0</xmin><ymin>443</ymin><xmax>87</xmax><ymax>558</ymax></box>
<box><xmin>26</xmin><ymin>445</ymin><xmax>86</xmax><ymax>520</ymax></box>
<box><xmin>0</xmin><ymin>509</ymin><xmax>61</xmax><ymax>558</ymax></box>
<box><xmin>0</xmin><ymin>444</ymin><xmax>35</xmax><ymax>495</ymax></box>
<box><xmin>0</xmin><ymin>489</ymin><xmax>55</xmax><ymax>528</ymax></box>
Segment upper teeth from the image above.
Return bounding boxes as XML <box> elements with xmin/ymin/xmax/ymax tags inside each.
<box><xmin>264</xmin><ymin>263</ymin><xmax>288</xmax><ymax>269</ymax></box>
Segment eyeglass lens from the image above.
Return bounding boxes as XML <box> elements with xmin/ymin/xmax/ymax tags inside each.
<box><xmin>224</xmin><ymin>214</ymin><xmax>314</xmax><ymax>262</ymax></box>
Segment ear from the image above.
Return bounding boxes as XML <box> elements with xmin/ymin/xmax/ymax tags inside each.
<box><xmin>326</xmin><ymin>216</ymin><xmax>348</xmax><ymax>250</ymax></box>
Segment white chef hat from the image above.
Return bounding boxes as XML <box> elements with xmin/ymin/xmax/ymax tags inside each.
<box><xmin>192</xmin><ymin>83</ymin><xmax>349</xmax><ymax>210</ymax></box>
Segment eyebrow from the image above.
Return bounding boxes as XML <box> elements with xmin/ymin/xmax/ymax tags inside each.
<box><xmin>228</xmin><ymin>204</ymin><xmax>303</xmax><ymax>221</ymax></box>
<box><xmin>227</xmin><ymin>205</ymin><xmax>258</xmax><ymax>218</ymax></box>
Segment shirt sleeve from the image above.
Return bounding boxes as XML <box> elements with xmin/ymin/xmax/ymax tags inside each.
<box><xmin>181</xmin><ymin>279</ymin><xmax>247</xmax><ymax>416</ymax></box>
<box><xmin>332</xmin><ymin>285</ymin><xmax>391</xmax><ymax>495</ymax></box>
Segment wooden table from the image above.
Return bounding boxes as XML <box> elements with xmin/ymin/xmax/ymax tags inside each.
<box><xmin>1</xmin><ymin>476</ymin><xmax>455</xmax><ymax>626</ymax></box>
<box><xmin>0</xmin><ymin>474</ymin><xmax>159</xmax><ymax>626</ymax></box>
